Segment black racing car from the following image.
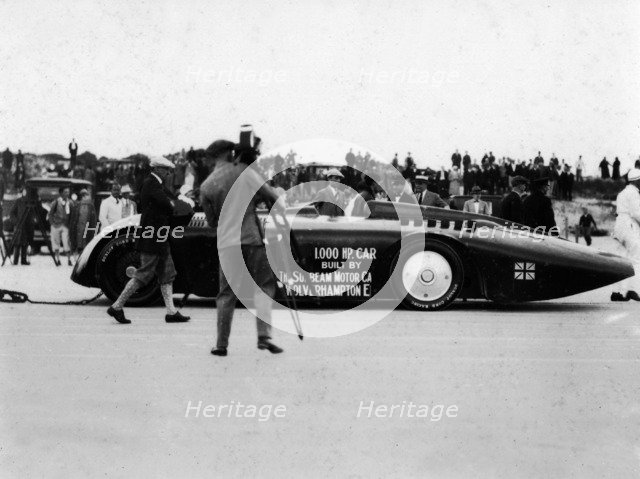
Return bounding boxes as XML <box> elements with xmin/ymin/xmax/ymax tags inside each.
<box><xmin>71</xmin><ymin>201</ymin><xmax>633</xmax><ymax>310</ymax></box>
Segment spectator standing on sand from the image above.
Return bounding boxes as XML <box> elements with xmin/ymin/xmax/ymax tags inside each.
<box><xmin>576</xmin><ymin>207</ymin><xmax>597</xmax><ymax>246</ymax></box>
<box><xmin>558</xmin><ymin>164</ymin><xmax>574</xmax><ymax>201</ymax></box>
<box><xmin>462</xmin><ymin>151</ymin><xmax>471</xmax><ymax>171</ymax></box>
<box><xmin>548</xmin><ymin>163</ymin><xmax>559</xmax><ymax>198</ymax></box>
<box><xmin>522</xmin><ymin>178</ymin><xmax>558</xmax><ymax>236</ymax></box>
<box><xmin>448</xmin><ymin>165</ymin><xmax>462</xmax><ymax>196</ymax></box>
<box><xmin>451</xmin><ymin>149</ymin><xmax>462</xmax><ymax>168</ymax></box>
<box><xmin>14</xmin><ymin>162</ymin><xmax>25</xmax><ymax>191</ymax></box>
<box><xmin>403</xmin><ymin>155</ymin><xmax>416</xmax><ymax>187</ymax></box>
<box><xmin>612</xmin><ymin>157</ymin><xmax>621</xmax><ymax>180</ymax></box>
<box><xmin>68</xmin><ymin>139</ymin><xmax>78</xmax><ymax>170</ymax></box>
<box><xmin>120</xmin><ymin>185</ymin><xmax>137</xmax><ymax>219</ymax></box>
<box><xmin>611</xmin><ymin>168</ymin><xmax>640</xmax><ymax>302</ymax></box>
<box><xmin>15</xmin><ymin>149</ymin><xmax>24</xmax><ymax>171</ymax></box>
<box><xmin>599</xmin><ymin>157</ymin><xmax>611</xmax><ymax>179</ymax></box>
<box><xmin>576</xmin><ymin>156</ymin><xmax>585</xmax><ymax>182</ymax></box>
<box><xmin>99</xmin><ymin>183</ymin><xmax>123</xmax><ymax>230</ymax></box>
<box><xmin>2</xmin><ymin>148</ymin><xmax>13</xmax><ymax>186</ymax></box>
<box><xmin>47</xmin><ymin>186</ymin><xmax>75</xmax><ymax>266</ymax></box>
<box><xmin>9</xmin><ymin>187</ymin><xmax>35</xmax><ymax>265</ymax></box>
<box><xmin>0</xmin><ymin>168</ymin><xmax>5</xmax><ymax>202</ymax></box>
<box><xmin>69</xmin><ymin>189</ymin><xmax>97</xmax><ymax>253</ymax></box>
<box><xmin>534</xmin><ymin>151</ymin><xmax>544</xmax><ymax>166</ymax></box>
<box><xmin>500</xmin><ymin>176</ymin><xmax>528</xmax><ymax>223</ymax></box>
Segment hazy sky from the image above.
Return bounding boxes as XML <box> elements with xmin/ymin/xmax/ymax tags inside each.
<box><xmin>1</xmin><ymin>0</ymin><xmax>639</xmax><ymax>174</ymax></box>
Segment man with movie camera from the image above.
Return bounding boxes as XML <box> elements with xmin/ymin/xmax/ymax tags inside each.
<box><xmin>200</xmin><ymin>128</ymin><xmax>286</xmax><ymax>357</ymax></box>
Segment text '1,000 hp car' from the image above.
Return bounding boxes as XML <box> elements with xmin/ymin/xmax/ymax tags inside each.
<box><xmin>71</xmin><ymin>200</ymin><xmax>633</xmax><ymax>310</ymax></box>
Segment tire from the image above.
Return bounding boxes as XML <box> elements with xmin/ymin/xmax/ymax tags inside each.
<box><xmin>96</xmin><ymin>235</ymin><xmax>161</xmax><ymax>306</ymax></box>
<box><xmin>390</xmin><ymin>240</ymin><xmax>464</xmax><ymax>311</ymax></box>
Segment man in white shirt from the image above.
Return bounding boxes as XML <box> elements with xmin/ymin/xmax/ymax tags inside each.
<box><xmin>612</xmin><ymin>168</ymin><xmax>640</xmax><ymax>301</ymax></box>
<box><xmin>99</xmin><ymin>183</ymin><xmax>122</xmax><ymax>230</ymax></box>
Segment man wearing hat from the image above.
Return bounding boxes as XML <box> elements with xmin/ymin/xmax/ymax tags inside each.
<box><xmin>611</xmin><ymin>168</ymin><xmax>640</xmax><ymax>301</ymax></box>
<box><xmin>522</xmin><ymin>177</ymin><xmax>558</xmax><ymax>235</ymax></box>
<box><xmin>107</xmin><ymin>156</ymin><xmax>190</xmax><ymax>324</ymax></box>
<box><xmin>500</xmin><ymin>176</ymin><xmax>528</xmax><ymax>223</ymax></box>
<box><xmin>201</xmin><ymin>139</ymin><xmax>285</xmax><ymax>356</ymax></box>
<box><xmin>314</xmin><ymin>168</ymin><xmax>347</xmax><ymax>216</ymax></box>
<box><xmin>463</xmin><ymin>187</ymin><xmax>490</xmax><ymax>215</ymax></box>
<box><xmin>415</xmin><ymin>175</ymin><xmax>448</xmax><ymax>208</ymax></box>
<box><xmin>200</xmin><ymin>139</ymin><xmax>236</xmax><ymax>231</ymax></box>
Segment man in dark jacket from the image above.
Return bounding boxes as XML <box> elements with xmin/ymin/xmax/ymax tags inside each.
<box><xmin>522</xmin><ymin>178</ymin><xmax>558</xmax><ymax>236</ymax></box>
<box><xmin>107</xmin><ymin>156</ymin><xmax>190</xmax><ymax>324</ymax></box>
<box><xmin>500</xmin><ymin>176</ymin><xmax>528</xmax><ymax>223</ymax></box>
<box><xmin>415</xmin><ymin>176</ymin><xmax>448</xmax><ymax>208</ymax></box>
<box><xmin>9</xmin><ymin>188</ymin><xmax>35</xmax><ymax>265</ymax></box>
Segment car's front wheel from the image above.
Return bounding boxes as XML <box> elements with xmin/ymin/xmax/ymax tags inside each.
<box><xmin>96</xmin><ymin>236</ymin><xmax>161</xmax><ymax>306</ymax></box>
<box><xmin>391</xmin><ymin>240</ymin><xmax>464</xmax><ymax>310</ymax></box>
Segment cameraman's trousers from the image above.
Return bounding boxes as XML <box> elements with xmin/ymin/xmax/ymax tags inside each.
<box><xmin>216</xmin><ymin>245</ymin><xmax>276</xmax><ymax>349</ymax></box>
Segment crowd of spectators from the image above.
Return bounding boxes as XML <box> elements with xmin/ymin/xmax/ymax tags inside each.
<box><xmin>0</xmin><ymin>142</ymin><xmax>636</xmax><ymax>207</ymax></box>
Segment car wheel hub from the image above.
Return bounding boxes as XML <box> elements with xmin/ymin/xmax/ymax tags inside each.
<box><xmin>125</xmin><ymin>265</ymin><xmax>137</xmax><ymax>278</ymax></box>
<box><xmin>402</xmin><ymin>251</ymin><xmax>452</xmax><ymax>301</ymax></box>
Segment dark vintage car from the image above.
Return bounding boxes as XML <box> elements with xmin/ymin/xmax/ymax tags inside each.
<box><xmin>71</xmin><ymin>200</ymin><xmax>633</xmax><ymax>310</ymax></box>
<box><xmin>2</xmin><ymin>177</ymin><xmax>94</xmax><ymax>250</ymax></box>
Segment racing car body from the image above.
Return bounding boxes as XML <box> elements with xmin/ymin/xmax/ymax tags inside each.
<box><xmin>71</xmin><ymin>201</ymin><xmax>633</xmax><ymax>310</ymax></box>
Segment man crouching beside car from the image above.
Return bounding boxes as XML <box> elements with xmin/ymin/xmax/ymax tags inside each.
<box><xmin>107</xmin><ymin>156</ymin><xmax>190</xmax><ymax>324</ymax></box>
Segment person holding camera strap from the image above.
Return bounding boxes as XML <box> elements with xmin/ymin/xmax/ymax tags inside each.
<box><xmin>200</xmin><ymin>137</ymin><xmax>285</xmax><ymax>357</ymax></box>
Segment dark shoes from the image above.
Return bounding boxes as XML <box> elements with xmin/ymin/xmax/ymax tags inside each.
<box><xmin>257</xmin><ymin>337</ymin><xmax>284</xmax><ymax>354</ymax></box>
<box><xmin>626</xmin><ymin>291</ymin><xmax>640</xmax><ymax>302</ymax></box>
<box><xmin>611</xmin><ymin>292</ymin><xmax>628</xmax><ymax>302</ymax></box>
<box><xmin>107</xmin><ymin>306</ymin><xmax>131</xmax><ymax>324</ymax></box>
<box><xmin>165</xmin><ymin>311</ymin><xmax>190</xmax><ymax>323</ymax></box>
<box><xmin>211</xmin><ymin>338</ymin><xmax>283</xmax><ymax>356</ymax></box>
<box><xmin>611</xmin><ymin>291</ymin><xmax>640</xmax><ymax>302</ymax></box>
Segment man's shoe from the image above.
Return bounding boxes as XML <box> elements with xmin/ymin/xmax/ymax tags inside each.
<box><xmin>627</xmin><ymin>291</ymin><xmax>640</xmax><ymax>301</ymax></box>
<box><xmin>611</xmin><ymin>292</ymin><xmax>629</xmax><ymax>302</ymax></box>
<box><xmin>107</xmin><ymin>306</ymin><xmax>131</xmax><ymax>324</ymax></box>
<box><xmin>165</xmin><ymin>311</ymin><xmax>190</xmax><ymax>323</ymax></box>
<box><xmin>211</xmin><ymin>348</ymin><xmax>228</xmax><ymax>356</ymax></box>
<box><xmin>257</xmin><ymin>338</ymin><xmax>283</xmax><ymax>354</ymax></box>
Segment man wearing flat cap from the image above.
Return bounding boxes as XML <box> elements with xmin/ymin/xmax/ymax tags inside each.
<box><xmin>463</xmin><ymin>186</ymin><xmax>490</xmax><ymax>215</ymax></box>
<box><xmin>500</xmin><ymin>175</ymin><xmax>528</xmax><ymax>223</ymax></box>
<box><xmin>107</xmin><ymin>156</ymin><xmax>190</xmax><ymax>324</ymax></box>
<box><xmin>314</xmin><ymin>168</ymin><xmax>347</xmax><ymax>216</ymax></box>
<box><xmin>611</xmin><ymin>168</ymin><xmax>640</xmax><ymax>301</ymax></box>
<box><xmin>522</xmin><ymin>177</ymin><xmax>558</xmax><ymax>236</ymax></box>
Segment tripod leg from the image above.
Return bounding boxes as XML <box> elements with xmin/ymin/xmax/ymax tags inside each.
<box><xmin>1</xmin><ymin>207</ymin><xmax>28</xmax><ymax>266</ymax></box>
<box><xmin>32</xmin><ymin>204</ymin><xmax>59</xmax><ymax>266</ymax></box>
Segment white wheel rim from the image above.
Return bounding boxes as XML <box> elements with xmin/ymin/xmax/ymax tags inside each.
<box><xmin>401</xmin><ymin>251</ymin><xmax>453</xmax><ymax>302</ymax></box>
